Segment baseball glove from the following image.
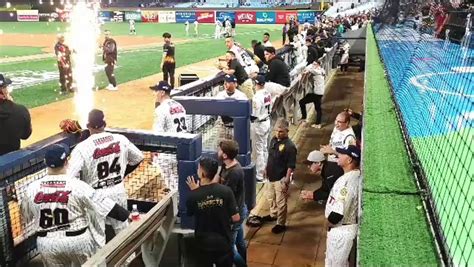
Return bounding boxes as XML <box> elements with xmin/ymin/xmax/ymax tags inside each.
<box><xmin>59</xmin><ymin>119</ymin><xmax>82</xmax><ymax>134</ymax></box>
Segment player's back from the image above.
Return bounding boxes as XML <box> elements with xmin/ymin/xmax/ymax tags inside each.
<box><xmin>154</xmin><ymin>98</ymin><xmax>187</xmax><ymax>133</ymax></box>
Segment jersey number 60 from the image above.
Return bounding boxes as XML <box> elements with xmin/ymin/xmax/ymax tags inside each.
<box><xmin>40</xmin><ymin>208</ymin><xmax>69</xmax><ymax>229</ymax></box>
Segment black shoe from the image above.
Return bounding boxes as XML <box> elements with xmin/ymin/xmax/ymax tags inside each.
<box><xmin>261</xmin><ymin>215</ymin><xmax>277</xmax><ymax>222</ymax></box>
<box><xmin>271</xmin><ymin>224</ymin><xmax>286</xmax><ymax>234</ymax></box>
<box><xmin>246</xmin><ymin>215</ymin><xmax>262</xmax><ymax>227</ymax></box>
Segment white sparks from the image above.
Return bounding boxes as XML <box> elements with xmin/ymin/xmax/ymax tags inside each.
<box><xmin>67</xmin><ymin>0</ymin><xmax>100</xmax><ymax>126</ymax></box>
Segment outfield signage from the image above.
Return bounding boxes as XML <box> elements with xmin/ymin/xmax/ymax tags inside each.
<box><xmin>124</xmin><ymin>11</ymin><xmax>141</xmax><ymax>22</ymax></box>
<box><xmin>236</xmin><ymin>11</ymin><xmax>256</xmax><ymax>24</ymax></box>
<box><xmin>112</xmin><ymin>11</ymin><xmax>124</xmax><ymax>22</ymax></box>
<box><xmin>297</xmin><ymin>11</ymin><xmax>317</xmax><ymax>23</ymax></box>
<box><xmin>141</xmin><ymin>10</ymin><xmax>159</xmax><ymax>22</ymax></box>
<box><xmin>0</xmin><ymin>11</ymin><xmax>16</xmax><ymax>22</ymax></box>
<box><xmin>98</xmin><ymin>11</ymin><xmax>113</xmax><ymax>22</ymax></box>
<box><xmin>216</xmin><ymin>11</ymin><xmax>235</xmax><ymax>22</ymax></box>
<box><xmin>256</xmin><ymin>11</ymin><xmax>275</xmax><ymax>24</ymax></box>
<box><xmin>196</xmin><ymin>11</ymin><xmax>215</xmax><ymax>23</ymax></box>
<box><xmin>158</xmin><ymin>11</ymin><xmax>176</xmax><ymax>23</ymax></box>
<box><xmin>276</xmin><ymin>11</ymin><xmax>297</xmax><ymax>24</ymax></box>
<box><xmin>175</xmin><ymin>11</ymin><xmax>195</xmax><ymax>23</ymax></box>
<box><xmin>17</xmin><ymin>10</ymin><xmax>39</xmax><ymax>22</ymax></box>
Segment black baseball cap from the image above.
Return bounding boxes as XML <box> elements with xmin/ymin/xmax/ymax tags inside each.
<box><xmin>336</xmin><ymin>145</ymin><xmax>361</xmax><ymax>162</ymax></box>
<box><xmin>88</xmin><ymin>109</ymin><xmax>106</xmax><ymax>129</ymax></box>
<box><xmin>255</xmin><ymin>75</ymin><xmax>266</xmax><ymax>86</ymax></box>
<box><xmin>0</xmin><ymin>74</ymin><xmax>12</xmax><ymax>87</ymax></box>
<box><xmin>45</xmin><ymin>143</ymin><xmax>70</xmax><ymax>168</ymax></box>
<box><xmin>150</xmin><ymin>81</ymin><xmax>172</xmax><ymax>92</ymax></box>
<box><xmin>224</xmin><ymin>74</ymin><xmax>237</xmax><ymax>83</ymax></box>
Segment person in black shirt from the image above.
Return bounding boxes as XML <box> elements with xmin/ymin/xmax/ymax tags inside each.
<box><xmin>220</xmin><ymin>51</ymin><xmax>253</xmax><ymax>99</ymax></box>
<box><xmin>305</xmin><ymin>38</ymin><xmax>319</xmax><ymax>65</ymax></box>
<box><xmin>186</xmin><ymin>157</ymin><xmax>240</xmax><ymax>267</ymax></box>
<box><xmin>161</xmin><ymin>32</ymin><xmax>176</xmax><ymax>88</ymax></box>
<box><xmin>54</xmin><ymin>34</ymin><xmax>73</xmax><ymax>93</ymax></box>
<box><xmin>300</xmin><ymin>150</ymin><xmax>344</xmax><ymax>204</ymax></box>
<box><xmin>251</xmin><ymin>40</ymin><xmax>266</xmax><ymax>67</ymax></box>
<box><xmin>217</xmin><ymin>140</ymin><xmax>247</xmax><ymax>267</ymax></box>
<box><xmin>0</xmin><ymin>74</ymin><xmax>32</xmax><ymax>156</ymax></box>
<box><xmin>263</xmin><ymin>47</ymin><xmax>290</xmax><ymax>87</ymax></box>
<box><xmin>102</xmin><ymin>30</ymin><xmax>118</xmax><ymax>91</ymax></box>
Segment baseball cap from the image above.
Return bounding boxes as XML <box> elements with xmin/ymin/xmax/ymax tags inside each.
<box><xmin>45</xmin><ymin>143</ymin><xmax>70</xmax><ymax>168</ymax></box>
<box><xmin>303</xmin><ymin>150</ymin><xmax>325</xmax><ymax>165</ymax></box>
<box><xmin>150</xmin><ymin>81</ymin><xmax>172</xmax><ymax>92</ymax></box>
<box><xmin>88</xmin><ymin>109</ymin><xmax>106</xmax><ymax>129</ymax></box>
<box><xmin>0</xmin><ymin>74</ymin><xmax>12</xmax><ymax>87</ymax></box>
<box><xmin>224</xmin><ymin>74</ymin><xmax>237</xmax><ymax>83</ymax></box>
<box><xmin>336</xmin><ymin>145</ymin><xmax>361</xmax><ymax>162</ymax></box>
<box><xmin>255</xmin><ymin>75</ymin><xmax>266</xmax><ymax>86</ymax></box>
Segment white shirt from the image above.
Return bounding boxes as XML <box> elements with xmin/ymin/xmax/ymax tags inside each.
<box><xmin>23</xmin><ymin>174</ymin><xmax>116</xmax><ymax>234</ymax></box>
<box><xmin>194</xmin><ymin>21</ymin><xmax>199</xmax><ymax>28</ymax></box>
<box><xmin>252</xmin><ymin>89</ymin><xmax>272</xmax><ymax>121</ymax></box>
<box><xmin>328</xmin><ymin>127</ymin><xmax>356</xmax><ymax>161</ymax></box>
<box><xmin>153</xmin><ymin>98</ymin><xmax>187</xmax><ymax>133</ymax></box>
<box><xmin>325</xmin><ymin>169</ymin><xmax>360</xmax><ymax>226</ymax></box>
<box><xmin>229</xmin><ymin>44</ymin><xmax>259</xmax><ymax>75</ymax></box>
<box><xmin>305</xmin><ymin>64</ymin><xmax>326</xmax><ymax>95</ymax></box>
<box><xmin>215</xmin><ymin>88</ymin><xmax>248</xmax><ymax>100</ymax></box>
<box><xmin>263</xmin><ymin>41</ymin><xmax>273</xmax><ymax>47</ymax></box>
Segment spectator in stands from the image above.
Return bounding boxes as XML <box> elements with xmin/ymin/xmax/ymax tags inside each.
<box><xmin>186</xmin><ymin>157</ymin><xmax>240</xmax><ymax>267</ymax></box>
<box><xmin>299</xmin><ymin>60</ymin><xmax>325</xmax><ymax>129</ymax></box>
<box><xmin>300</xmin><ymin>150</ymin><xmax>344</xmax><ymax>204</ymax></box>
<box><xmin>264</xmin><ymin>47</ymin><xmax>291</xmax><ymax>88</ymax></box>
<box><xmin>251</xmin><ymin>40</ymin><xmax>266</xmax><ymax>67</ymax></box>
<box><xmin>263</xmin><ymin>32</ymin><xmax>273</xmax><ymax>47</ymax></box>
<box><xmin>320</xmin><ymin>111</ymin><xmax>356</xmax><ymax>162</ymax></box>
<box><xmin>305</xmin><ymin>38</ymin><xmax>319</xmax><ymax>66</ymax></box>
<box><xmin>217</xmin><ymin>140</ymin><xmax>247</xmax><ymax>267</ymax></box>
<box><xmin>0</xmin><ymin>74</ymin><xmax>32</xmax><ymax>156</ymax></box>
<box><xmin>220</xmin><ymin>51</ymin><xmax>254</xmax><ymax>99</ymax></box>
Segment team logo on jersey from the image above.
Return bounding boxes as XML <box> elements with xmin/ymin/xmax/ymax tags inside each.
<box><xmin>340</xmin><ymin>188</ymin><xmax>347</xmax><ymax>196</ymax></box>
<box><xmin>93</xmin><ymin>141</ymin><xmax>121</xmax><ymax>159</ymax></box>
<box><xmin>169</xmin><ymin>104</ymin><xmax>185</xmax><ymax>115</ymax></box>
<box><xmin>34</xmin><ymin>191</ymin><xmax>71</xmax><ymax>204</ymax></box>
<box><xmin>279</xmin><ymin>144</ymin><xmax>285</xmax><ymax>152</ymax></box>
<box><xmin>40</xmin><ymin>181</ymin><xmax>66</xmax><ymax>188</ymax></box>
<box><xmin>264</xmin><ymin>95</ymin><xmax>272</xmax><ymax>104</ymax></box>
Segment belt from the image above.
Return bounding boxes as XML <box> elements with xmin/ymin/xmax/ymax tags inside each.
<box><xmin>223</xmin><ymin>123</ymin><xmax>234</xmax><ymax>128</ymax></box>
<box><xmin>37</xmin><ymin>227</ymin><xmax>87</xmax><ymax>237</ymax></box>
<box><xmin>254</xmin><ymin>117</ymin><xmax>269</xmax><ymax>123</ymax></box>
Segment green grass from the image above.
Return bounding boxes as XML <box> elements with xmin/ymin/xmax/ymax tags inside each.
<box><xmin>0</xmin><ymin>46</ymin><xmax>45</xmax><ymax>57</ymax></box>
<box><xmin>0</xmin><ymin>22</ymin><xmax>280</xmax><ymax>108</ymax></box>
<box><xmin>359</xmin><ymin>25</ymin><xmax>439</xmax><ymax>266</ymax></box>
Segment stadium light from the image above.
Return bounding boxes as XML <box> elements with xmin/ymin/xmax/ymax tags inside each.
<box><xmin>39</xmin><ymin>0</ymin><xmax>43</xmax><ymax>5</ymax></box>
<box><xmin>50</xmin><ymin>0</ymin><xmax>54</xmax><ymax>5</ymax></box>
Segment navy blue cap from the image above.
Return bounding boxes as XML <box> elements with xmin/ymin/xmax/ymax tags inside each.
<box><xmin>45</xmin><ymin>144</ymin><xmax>70</xmax><ymax>168</ymax></box>
<box><xmin>336</xmin><ymin>145</ymin><xmax>361</xmax><ymax>162</ymax></box>
<box><xmin>150</xmin><ymin>81</ymin><xmax>172</xmax><ymax>92</ymax></box>
<box><xmin>88</xmin><ymin>109</ymin><xmax>106</xmax><ymax>129</ymax></box>
<box><xmin>255</xmin><ymin>75</ymin><xmax>266</xmax><ymax>86</ymax></box>
<box><xmin>0</xmin><ymin>74</ymin><xmax>12</xmax><ymax>87</ymax></box>
<box><xmin>224</xmin><ymin>74</ymin><xmax>237</xmax><ymax>83</ymax></box>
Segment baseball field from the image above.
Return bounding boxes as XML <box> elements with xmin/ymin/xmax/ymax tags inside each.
<box><xmin>0</xmin><ymin>22</ymin><xmax>281</xmax><ymax>145</ymax></box>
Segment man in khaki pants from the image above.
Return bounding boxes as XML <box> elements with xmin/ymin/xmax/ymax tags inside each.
<box><xmin>248</xmin><ymin>118</ymin><xmax>297</xmax><ymax>233</ymax></box>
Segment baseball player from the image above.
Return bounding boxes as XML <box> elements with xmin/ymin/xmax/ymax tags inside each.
<box><xmin>22</xmin><ymin>144</ymin><xmax>130</xmax><ymax>266</ymax></box>
<box><xmin>129</xmin><ymin>19</ymin><xmax>136</xmax><ymax>35</ymax></box>
<box><xmin>184</xmin><ymin>20</ymin><xmax>189</xmax><ymax>36</ymax></box>
<box><xmin>68</xmin><ymin>109</ymin><xmax>144</xmax><ymax>241</ymax></box>
<box><xmin>324</xmin><ymin>145</ymin><xmax>361</xmax><ymax>267</ymax></box>
<box><xmin>54</xmin><ymin>34</ymin><xmax>73</xmax><ymax>94</ymax></box>
<box><xmin>161</xmin><ymin>32</ymin><xmax>176</xmax><ymax>89</ymax></box>
<box><xmin>225</xmin><ymin>37</ymin><xmax>259</xmax><ymax>76</ymax></box>
<box><xmin>215</xmin><ymin>19</ymin><xmax>223</xmax><ymax>39</ymax></box>
<box><xmin>251</xmin><ymin>75</ymin><xmax>272</xmax><ymax>182</ymax></box>
<box><xmin>193</xmin><ymin>20</ymin><xmax>199</xmax><ymax>36</ymax></box>
<box><xmin>225</xmin><ymin>19</ymin><xmax>232</xmax><ymax>37</ymax></box>
<box><xmin>320</xmin><ymin>111</ymin><xmax>356</xmax><ymax>162</ymax></box>
<box><xmin>102</xmin><ymin>30</ymin><xmax>118</xmax><ymax>91</ymax></box>
<box><xmin>151</xmin><ymin>81</ymin><xmax>187</xmax><ymax>133</ymax></box>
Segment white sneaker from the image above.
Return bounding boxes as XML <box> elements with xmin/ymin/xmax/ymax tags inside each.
<box><xmin>256</xmin><ymin>176</ymin><xmax>265</xmax><ymax>183</ymax></box>
<box><xmin>106</xmin><ymin>84</ymin><xmax>118</xmax><ymax>91</ymax></box>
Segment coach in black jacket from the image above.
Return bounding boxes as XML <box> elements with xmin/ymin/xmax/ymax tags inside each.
<box><xmin>263</xmin><ymin>47</ymin><xmax>290</xmax><ymax>87</ymax></box>
<box><xmin>0</xmin><ymin>74</ymin><xmax>32</xmax><ymax>156</ymax></box>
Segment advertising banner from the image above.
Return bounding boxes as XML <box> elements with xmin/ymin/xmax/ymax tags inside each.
<box><xmin>175</xmin><ymin>11</ymin><xmax>195</xmax><ymax>23</ymax></box>
<box><xmin>112</xmin><ymin>11</ymin><xmax>124</xmax><ymax>22</ymax></box>
<box><xmin>196</xmin><ymin>11</ymin><xmax>215</xmax><ymax>23</ymax></box>
<box><xmin>141</xmin><ymin>10</ymin><xmax>159</xmax><ymax>23</ymax></box>
<box><xmin>216</xmin><ymin>11</ymin><xmax>235</xmax><ymax>23</ymax></box>
<box><xmin>256</xmin><ymin>11</ymin><xmax>275</xmax><ymax>24</ymax></box>
<box><xmin>236</xmin><ymin>11</ymin><xmax>256</xmax><ymax>24</ymax></box>
<box><xmin>0</xmin><ymin>11</ymin><xmax>17</xmax><ymax>22</ymax></box>
<box><xmin>276</xmin><ymin>11</ymin><xmax>297</xmax><ymax>24</ymax></box>
<box><xmin>17</xmin><ymin>10</ymin><xmax>39</xmax><ymax>22</ymax></box>
<box><xmin>39</xmin><ymin>12</ymin><xmax>59</xmax><ymax>22</ymax></box>
<box><xmin>297</xmin><ymin>11</ymin><xmax>317</xmax><ymax>23</ymax></box>
<box><xmin>98</xmin><ymin>11</ymin><xmax>112</xmax><ymax>22</ymax></box>
<box><xmin>124</xmin><ymin>11</ymin><xmax>142</xmax><ymax>22</ymax></box>
<box><xmin>158</xmin><ymin>11</ymin><xmax>176</xmax><ymax>23</ymax></box>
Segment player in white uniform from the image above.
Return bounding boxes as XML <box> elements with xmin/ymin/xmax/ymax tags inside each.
<box><xmin>151</xmin><ymin>81</ymin><xmax>187</xmax><ymax>133</ymax></box>
<box><xmin>324</xmin><ymin>145</ymin><xmax>361</xmax><ymax>267</ymax></box>
<box><xmin>251</xmin><ymin>75</ymin><xmax>272</xmax><ymax>182</ymax></box>
<box><xmin>193</xmin><ymin>20</ymin><xmax>199</xmax><ymax>36</ymax></box>
<box><xmin>225</xmin><ymin>19</ymin><xmax>232</xmax><ymax>37</ymax></box>
<box><xmin>320</xmin><ymin>111</ymin><xmax>356</xmax><ymax>162</ymax></box>
<box><xmin>129</xmin><ymin>19</ymin><xmax>136</xmax><ymax>35</ymax></box>
<box><xmin>185</xmin><ymin>20</ymin><xmax>189</xmax><ymax>36</ymax></box>
<box><xmin>225</xmin><ymin>37</ymin><xmax>259</xmax><ymax>76</ymax></box>
<box><xmin>68</xmin><ymin>109</ymin><xmax>144</xmax><ymax>240</ymax></box>
<box><xmin>22</xmin><ymin>144</ymin><xmax>130</xmax><ymax>267</ymax></box>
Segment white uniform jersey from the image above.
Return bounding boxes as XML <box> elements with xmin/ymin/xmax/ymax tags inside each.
<box><xmin>229</xmin><ymin>44</ymin><xmax>259</xmax><ymax>74</ymax></box>
<box><xmin>216</xmin><ymin>89</ymin><xmax>248</xmax><ymax>100</ymax></box>
<box><xmin>252</xmin><ymin>89</ymin><xmax>272</xmax><ymax>121</ymax></box>
<box><xmin>263</xmin><ymin>41</ymin><xmax>273</xmax><ymax>47</ymax></box>
<box><xmin>329</xmin><ymin>127</ymin><xmax>356</xmax><ymax>150</ymax></box>
<box><xmin>324</xmin><ymin>169</ymin><xmax>360</xmax><ymax>226</ymax></box>
<box><xmin>22</xmin><ymin>174</ymin><xmax>115</xmax><ymax>234</ymax></box>
<box><xmin>305</xmin><ymin>64</ymin><xmax>325</xmax><ymax>95</ymax></box>
<box><xmin>194</xmin><ymin>21</ymin><xmax>199</xmax><ymax>32</ymax></box>
<box><xmin>153</xmin><ymin>98</ymin><xmax>187</xmax><ymax>133</ymax></box>
<box><xmin>129</xmin><ymin>20</ymin><xmax>135</xmax><ymax>29</ymax></box>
